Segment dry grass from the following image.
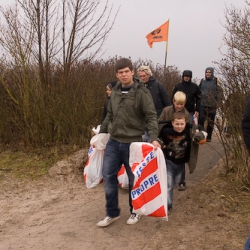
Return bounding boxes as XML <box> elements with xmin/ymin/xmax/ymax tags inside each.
<box><xmin>0</xmin><ymin>144</ymin><xmax>80</xmax><ymax>180</ymax></box>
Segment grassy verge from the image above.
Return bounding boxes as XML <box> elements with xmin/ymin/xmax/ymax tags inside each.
<box><xmin>0</xmin><ymin>144</ymin><xmax>81</xmax><ymax>180</ymax></box>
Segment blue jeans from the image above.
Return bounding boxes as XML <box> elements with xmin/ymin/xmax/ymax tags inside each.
<box><xmin>166</xmin><ymin>159</ymin><xmax>185</xmax><ymax>209</ymax></box>
<box><xmin>102</xmin><ymin>138</ymin><xmax>134</xmax><ymax>217</ymax></box>
<box><xmin>245</xmin><ymin>236</ymin><xmax>250</xmax><ymax>250</ymax></box>
<box><xmin>178</xmin><ymin>112</ymin><xmax>193</xmax><ymax>186</ymax></box>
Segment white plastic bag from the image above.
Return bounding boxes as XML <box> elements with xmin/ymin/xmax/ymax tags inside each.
<box><xmin>90</xmin><ymin>133</ymin><xmax>109</xmax><ymax>149</ymax></box>
<box><xmin>130</xmin><ymin>142</ymin><xmax>168</xmax><ymax>220</ymax></box>
<box><xmin>83</xmin><ymin>133</ymin><xmax>110</xmax><ymax>188</ymax></box>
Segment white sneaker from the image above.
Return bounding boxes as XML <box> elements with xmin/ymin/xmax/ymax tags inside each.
<box><xmin>126</xmin><ymin>213</ymin><xmax>141</xmax><ymax>225</ymax></box>
<box><xmin>96</xmin><ymin>216</ymin><xmax>120</xmax><ymax>227</ymax></box>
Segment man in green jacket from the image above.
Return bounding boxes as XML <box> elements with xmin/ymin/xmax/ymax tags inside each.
<box><xmin>97</xmin><ymin>58</ymin><xmax>161</xmax><ymax>227</ymax></box>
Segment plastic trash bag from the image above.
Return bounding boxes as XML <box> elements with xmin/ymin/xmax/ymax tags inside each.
<box><xmin>83</xmin><ymin>133</ymin><xmax>110</xmax><ymax>188</ymax></box>
<box><xmin>130</xmin><ymin>142</ymin><xmax>168</xmax><ymax>220</ymax></box>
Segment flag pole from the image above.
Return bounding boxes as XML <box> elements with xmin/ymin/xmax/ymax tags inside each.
<box><xmin>164</xmin><ymin>19</ymin><xmax>170</xmax><ymax>69</ymax></box>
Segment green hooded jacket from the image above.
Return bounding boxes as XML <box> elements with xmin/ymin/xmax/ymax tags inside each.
<box><xmin>100</xmin><ymin>78</ymin><xmax>158</xmax><ymax>143</ymax></box>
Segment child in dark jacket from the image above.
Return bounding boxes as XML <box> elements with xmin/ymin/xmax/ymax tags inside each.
<box><xmin>159</xmin><ymin>91</ymin><xmax>190</xmax><ymax>191</ymax></box>
<box><xmin>159</xmin><ymin>112</ymin><xmax>206</xmax><ymax>211</ymax></box>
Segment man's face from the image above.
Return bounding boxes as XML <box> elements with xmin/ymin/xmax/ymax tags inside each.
<box><xmin>183</xmin><ymin>75</ymin><xmax>191</xmax><ymax>82</ymax></box>
<box><xmin>172</xmin><ymin>118</ymin><xmax>186</xmax><ymax>133</ymax></box>
<box><xmin>138</xmin><ymin>71</ymin><xmax>150</xmax><ymax>83</ymax></box>
<box><xmin>205</xmin><ymin>70</ymin><xmax>212</xmax><ymax>77</ymax></box>
<box><xmin>173</xmin><ymin>100</ymin><xmax>185</xmax><ymax>112</ymax></box>
<box><xmin>116</xmin><ymin>67</ymin><xmax>134</xmax><ymax>86</ymax></box>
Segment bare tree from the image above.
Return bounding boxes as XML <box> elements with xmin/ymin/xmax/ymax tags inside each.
<box><xmin>214</xmin><ymin>2</ymin><xmax>250</xmax><ymax>184</ymax></box>
<box><xmin>0</xmin><ymin>0</ymin><xmax>119</xmax><ymax>144</ymax></box>
<box><xmin>0</xmin><ymin>0</ymin><xmax>119</xmax><ymax>84</ymax></box>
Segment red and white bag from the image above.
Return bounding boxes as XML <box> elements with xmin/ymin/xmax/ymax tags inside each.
<box><xmin>83</xmin><ymin>133</ymin><xmax>110</xmax><ymax>188</ymax></box>
<box><xmin>130</xmin><ymin>142</ymin><xmax>168</xmax><ymax>220</ymax></box>
<box><xmin>117</xmin><ymin>165</ymin><xmax>129</xmax><ymax>189</ymax></box>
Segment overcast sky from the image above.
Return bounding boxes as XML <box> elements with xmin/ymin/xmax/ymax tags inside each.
<box><xmin>0</xmin><ymin>0</ymin><xmax>248</xmax><ymax>79</ymax></box>
<box><xmin>102</xmin><ymin>0</ymin><xmax>247</xmax><ymax>79</ymax></box>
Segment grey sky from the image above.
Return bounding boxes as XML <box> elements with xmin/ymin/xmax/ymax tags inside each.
<box><xmin>0</xmin><ymin>0</ymin><xmax>247</xmax><ymax>79</ymax></box>
<box><xmin>102</xmin><ymin>0</ymin><xmax>247</xmax><ymax>79</ymax></box>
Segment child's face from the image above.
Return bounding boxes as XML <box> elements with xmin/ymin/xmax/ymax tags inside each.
<box><xmin>173</xmin><ymin>100</ymin><xmax>185</xmax><ymax>112</ymax></box>
<box><xmin>172</xmin><ymin>118</ymin><xmax>186</xmax><ymax>133</ymax></box>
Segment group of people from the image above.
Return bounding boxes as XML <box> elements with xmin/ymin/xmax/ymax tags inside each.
<box><xmin>96</xmin><ymin>58</ymin><xmax>247</xmax><ymax>230</ymax></box>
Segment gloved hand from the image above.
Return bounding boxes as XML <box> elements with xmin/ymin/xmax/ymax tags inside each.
<box><xmin>193</xmin><ymin>131</ymin><xmax>207</xmax><ymax>144</ymax></box>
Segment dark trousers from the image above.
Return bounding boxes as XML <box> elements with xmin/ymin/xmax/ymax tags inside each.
<box><xmin>198</xmin><ymin>105</ymin><xmax>216</xmax><ymax>140</ymax></box>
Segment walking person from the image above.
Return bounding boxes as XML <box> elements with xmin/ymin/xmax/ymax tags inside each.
<box><xmin>198</xmin><ymin>67</ymin><xmax>223</xmax><ymax>142</ymax></box>
<box><xmin>158</xmin><ymin>112</ymin><xmax>206</xmax><ymax>211</ymax></box>
<box><xmin>158</xmin><ymin>91</ymin><xmax>190</xmax><ymax>191</ymax></box>
<box><xmin>137</xmin><ymin>65</ymin><xmax>171</xmax><ymax>118</ymax></box>
<box><xmin>97</xmin><ymin>58</ymin><xmax>161</xmax><ymax>227</ymax></box>
<box><xmin>172</xmin><ymin>70</ymin><xmax>201</xmax><ymax>190</ymax></box>
<box><xmin>137</xmin><ymin>65</ymin><xmax>171</xmax><ymax>142</ymax></box>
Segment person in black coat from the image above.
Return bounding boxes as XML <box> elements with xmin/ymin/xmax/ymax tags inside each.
<box><xmin>172</xmin><ymin>70</ymin><xmax>201</xmax><ymax>124</ymax></box>
<box><xmin>241</xmin><ymin>94</ymin><xmax>250</xmax><ymax>155</ymax></box>
<box><xmin>137</xmin><ymin>65</ymin><xmax>171</xmax><ymax>118</ymax></box>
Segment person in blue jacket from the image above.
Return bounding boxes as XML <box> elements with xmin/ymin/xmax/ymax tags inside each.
<box><xmin>198</xmin><ymin>67</ymin><xmax>223</xmax><ymax>142</ymax></box>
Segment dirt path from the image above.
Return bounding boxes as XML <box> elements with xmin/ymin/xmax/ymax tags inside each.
<box><xmin>0</xmin><ymin>136</ymin><xmax>226</xmax><ymax>250</ymax></box>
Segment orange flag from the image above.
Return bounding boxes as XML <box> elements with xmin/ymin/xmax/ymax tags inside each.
<box><xmin>146</xmin><ymin>20</ymin><xmax>169</xmax><ymax>48</ymax></box>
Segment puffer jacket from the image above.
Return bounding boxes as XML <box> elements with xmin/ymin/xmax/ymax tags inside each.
<box><xmin>100</xmin><ymin>78</ymin><xmax>158</xmax><ymax>143</ymax></box>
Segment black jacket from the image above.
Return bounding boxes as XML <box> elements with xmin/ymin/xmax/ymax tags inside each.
<box><xmin>145</xmin><ymin>76</ymin><xmax>171</xmax><ymax>117</ymax></box>
<box><xmin>172</xmin><ymin>81</ymin><xmax>201</xmax><ymax>113</ymax></box>
<box><xmin>241</xmin><ymin>94</ymin><xmax>250</xmax><ymax>155</ymax></box>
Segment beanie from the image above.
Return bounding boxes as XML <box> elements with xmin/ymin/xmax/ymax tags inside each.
<box><xmin>182</xmin><ymin>70</ymin><xmax>192</xmax><ymax>78</ymax></box>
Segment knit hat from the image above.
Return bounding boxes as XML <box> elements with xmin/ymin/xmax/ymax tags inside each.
<box><xmin>182</xmin><ymin>70</ymin><xmax>192</xmax><ymax>78</ymax></box>
<box><xmin>137</xmin><ymin>65</ymin><xmax>153</xmax><ymax>76</ymax></box>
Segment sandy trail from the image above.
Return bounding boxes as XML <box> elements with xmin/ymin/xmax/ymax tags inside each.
<box><xmin>0</xmin><ymin>137</ymin><xmax>225</xmax><ymax>250</ymax></box>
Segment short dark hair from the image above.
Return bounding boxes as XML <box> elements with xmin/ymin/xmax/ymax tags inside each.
<box><xmin>115</xmin><ymin>58</ymin><xmax>133</xmax><ymax>72</ymax></box>
<box><xmin>173</xmin><ymin>112</ymin><xmax>187</xmax><ymax>121</ymax></box>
